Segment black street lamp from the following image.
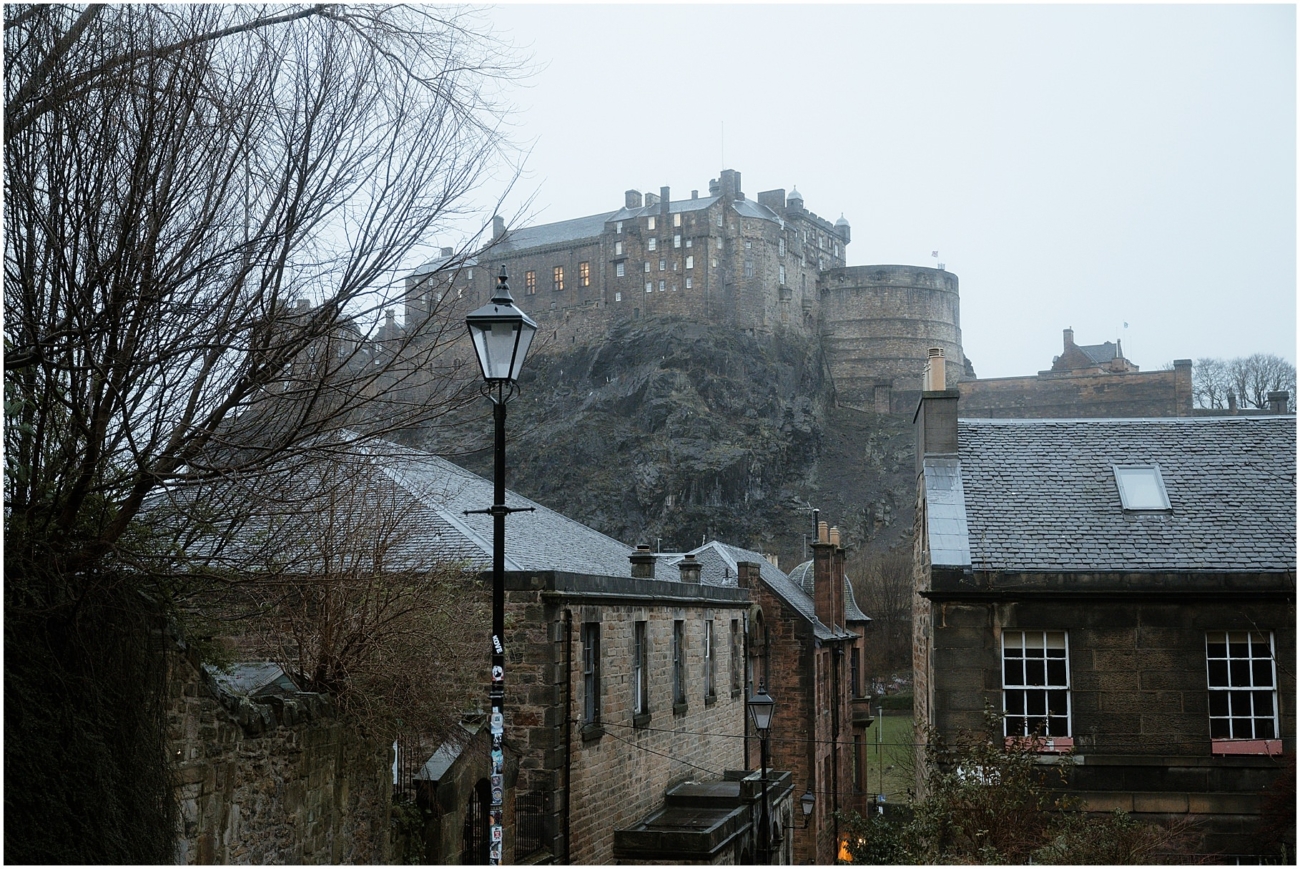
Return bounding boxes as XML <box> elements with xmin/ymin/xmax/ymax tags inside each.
<box><xmin>748</xmin><ymin>680</ymin><xmax>776</xmax><ymax>864</ymax></box>
<box><xmin>465</xmin><ymin>268</ymin><xmax>537</xmax><ymax>866</ymax></box>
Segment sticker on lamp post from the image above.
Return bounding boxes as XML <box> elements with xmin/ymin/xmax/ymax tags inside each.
<box><xmin>490</xmin><ymin>711</ymin><xmax>504</xmax><ymax>735</ymax></box>
<box><xmin>492</xmin><ymin>665</ymin><xmax>504</xmax><ymax>682</ymax></box>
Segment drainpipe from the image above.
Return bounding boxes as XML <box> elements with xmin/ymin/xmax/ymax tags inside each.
<box><xmin>832</xmin><ymin>645</ymin><xmax>843</xmax><ymax>858</ymax></box>
<box><xmin>563</xmin><ymin>610</ymin><xmax>573</xmax><ymax>864</ymax></box>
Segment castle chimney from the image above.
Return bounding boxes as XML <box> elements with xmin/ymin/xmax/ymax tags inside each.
<box><xmin>626</xmin><ymin>189</ymin><xmax>643</xmax><ymax>209</ymax></box>
<box><xmin>440</xmin><ymin>246</ymin><xmax>453</xmax><ymax>257</ymax></box>
<box><xmin>831</xmin><ymin>527</ymin><xmax>846</xmax><ymax>629</ymax></box>
<box><xmin>492</xmin><ymin>215</ymin><xmax>506</xmax><ymax>240</ymax></box>
<box><xmin>1268</xmin><ymin>391</ymin><xmax>1290</xmax><ymax>414</ymax></box>
<box><xmin>692</xmin><ymin>189</ymin><xmax>699</xmax><ymax>200</ymax></box>
<box><xmin>630</xmin><ymin>544</ymin><xmax>655</xmax><ymax>579</ymax></box>
<box><xmin>924</xmin><ymin>347</ymin><xmax>946</xmax><ymax>392</ymax></box>
<box><xmin>719</xmin><ymin>169</ymin><xmax>742</xmax><ymax>202</ymax></box>
<box><xmin>1173</xmin><ymin>359</ymin><xmax>1194</xmax><ymax>416</ymax></box>
<box><xmin>1063</xmin><ymin>327</ymin><xmax>1075</xmax><ymax>349</ymax></box>
<box><xmin>709</xmin><ymin>178</ymin><xmax>720</xmax><ymax>196</ymax></box>
<box><xmin>644</xmin><ymin>192</ymin><xmax>659</xmax><ymax>208</ymax></box>
<box><xmin>660</xmin><ymin>186</ymin><xmax>671</xmax><ymax>217</ymax></box>
<box><xmin>678</xmin><ymin>552</ymin><xmax>701</xmax><ymax>584</ymax></box>
<box><xmin>1228</xmin><ymin>391</ymin><xmax>1238</xmax><ymax>413</ymax></box>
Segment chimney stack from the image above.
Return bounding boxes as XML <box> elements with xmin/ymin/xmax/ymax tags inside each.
<box><xmin>678</xmin><ymin>552</ymin><xmax>701</xmax><ymax>584</ymax></box>
<box><xmin>1268</xmin><ymin>391</ymin><xmax>1290</xmax><ymax>414</ymax></box>
<box><xmin>660</xmin><ymin>186</ymin><xmax>671</xmax><ymax>218</ymax></box>
<box><xmin>812</xmin><ymin>522</ymin><xmax>835</xmax><ymax>629</ymax></box>
<box><xmin>492</xmin><ymin>215</ymin><xmax>506</xmax><ymax>240</ymax></box>
<box><xmin>626</xmin><ymin>189</ymin><xmax>643</xmax><ymax>209</ymax></box>
<box><xmin>1228</xmin><ymin>392</ymin><xmax>1238</xmax><ymax>413</ymax></box>
<box><xmin>915</xmin><ymin>349</ymin><xmax>960</xmax><ymax>476</ymax></box>
<box><xmin>630</xmin><ymin>544</ymin><xmax>655</xmax><ymax>579</ymax></box>
<box><xmin>1063</xmin><ymin>327</ymin><xmax>1075</xmax><ymax>349</ymax></box>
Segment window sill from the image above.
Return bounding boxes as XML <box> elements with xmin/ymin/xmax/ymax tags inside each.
<box><xmin>580</xmin><ymin>723</ymin><xmax>604</xmax><ymax>743</ymax></box>
<box><xmin>1212</xmin><ymin>739</ymin><xmax>1282</xmax><ymax>756</ymax></box>
<box><xmin>673</xmin><ymin>701</ymin><xmax>689</xmax><ymax>716</ymax></box>
<box><xmin>1005</xmin><ymin>736</ymin><xmax>1073</xmax><ymax>753</ymax></box>
<box><xmin>632</xmin><ymin>712</ymin><xmax>651</xmax><ymax>730</ymax></box>
<box><xmin>705</xmin><ymin>694</ymin><xmax>717</xmax><ymax>707</ymax></box>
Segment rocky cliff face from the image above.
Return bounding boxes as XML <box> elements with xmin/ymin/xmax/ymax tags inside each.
<box><xmin>424</xmin><ymin>316</ymin><xmax>916</xmax><ymax>569</ymax></box>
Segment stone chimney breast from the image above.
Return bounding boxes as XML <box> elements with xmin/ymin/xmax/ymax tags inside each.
<box><xmin>678</xmin><ymin>553</ymin><xmax>701</xmax><ymax>584</ymax></box>
<box><xmin>1268</xmin><ymin>391</ymin><xmax>1290</xmax><ymax>414</ymax></box>
<box><xmin>629</xmin><ymin>544</ymin><xmax>655</xmax><ymax>579</ymax></box>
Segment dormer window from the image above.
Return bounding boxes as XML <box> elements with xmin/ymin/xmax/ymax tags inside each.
<box><xmin>1113</xmin><ymin>465</ymin><xmax>1171</xmax><ymax>511</ymax></box>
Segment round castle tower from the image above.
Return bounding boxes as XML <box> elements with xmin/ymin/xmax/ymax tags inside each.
<box><xmin>818</xmin><ymin>265</ymin><xmax>966</xmax><ymax>414</ymax></box>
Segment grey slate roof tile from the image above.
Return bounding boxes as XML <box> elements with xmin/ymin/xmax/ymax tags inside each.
<box><xmin>952</xmin><ymin>416</ymin><xmax>1295</xmax><ymax>572</ymax></box>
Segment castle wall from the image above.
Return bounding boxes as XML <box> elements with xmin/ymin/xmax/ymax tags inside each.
<box><xmin>958</xmin><ymin>364</ymin><xmax>1193</xmax><ymax>419</ymax></box>
<box><xmin>819</xmin><ymin>266</ymin><xmax>965</xmax><ymax>413</ymax></box>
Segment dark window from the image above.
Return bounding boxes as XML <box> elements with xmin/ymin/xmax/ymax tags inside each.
<box><xmin>850</xmin><ymin>648</ymin><xmax>860</xmax><ymax>698</ymax></box>
<box><xmin>633</xmin><ymin>621</ymin><xmax>648</xmax><ymax>715</ymax></box>
<box><xmin>704</xmin><ymin>619</ymin><xmax>716</xmax><ymax>698</ymax></box>
<box><xmin>730</xmin><ymin>619</ymin><xmax>742</xmax><ymax>692</ymax></box>
<box><xmin>1207</xmin><ymin>631</ymin><xmax>1277</xmax><ymax>740</ymax></box>
<box><xmin>672</xmin><ymin>620</ymin><xmax>686</xmax><ymax>708</ymax></box>
<box><xmin>1002</xmin><ymin>630</ymin><xmax>1071</xmax><ymax>737</ymax></box>
<box><xmin>582</xmin><ymin>622</ymin><xmax>600</xmax><ymax>725</ymax></box>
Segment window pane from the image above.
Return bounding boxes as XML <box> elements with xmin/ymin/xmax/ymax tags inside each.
<box><xmin>1027</xmin><ymin>691</ymin><xmax>1047</xmax><ymax>716</ymax></box>
<box><xmin>1005</xmin><ymin>660</ymin><xmax>1023</xmax><ymax>686</ymax></box>
<box><xmin>1252</xmin><ymin>660</ymin><xmax>1274</xmax><ymax>687</ymax></box>
<box><xmin>1209</xmin><ymin>693</ymin><xmax>1229</xmax><ymax>716</ymax></box>
<box><xmin>1047</xmin><ymin>690</ymin><xmax>1069</xmax><ymax>716</ymax></box>
<box><xmin>1257</xmin><ymin>717</ymin><xmax>1276</xmax><ymax>739</ymax></box>
<box><xmin>1229</xmin><ymin>660</ymin><xmax>1249</xmax><ymax>686</ymax></box>
<box><xmin>1046</xmin><ymin>659</ymin><xmax>1067</xmax><ymax>685</ymax></box>
<box><xmin>1209</xmin><ymin>717</ymin><xmax>1231</xmax><ymax>738</ymax></box>
<box><xmin>1026</xmin><ymin>660</ymin><xmax>1047</xmax><ymax>686</ymax></box>
<box><xmin>1005</xmin><ymin>692</ymin><xmax>1025</xmax><ymax>715</ymax></box>
<box><xmin>1208</xmin><ymin>660</ymin><xmax>1228</xmax><ymax>687</ymax></box>
<box><xmin>1253</xmin><ymin>691</ymin><xmax>1275</xmax><ymax>717</ymax></box>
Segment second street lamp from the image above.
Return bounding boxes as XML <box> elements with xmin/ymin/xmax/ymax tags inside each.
<box><xmin>465</xmin><ymin>268</ymin><xmax>537</xmax><ymax>866</ymax></box>
<box><xmin>748</xmin><ymin>681</ymin><xmax>776</xmax><ymax>864</ymax></box>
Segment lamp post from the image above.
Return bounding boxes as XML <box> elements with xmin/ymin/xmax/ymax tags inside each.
<box><xmin>465</xmin><ymin>268</ymin><xmax>537</xmax><ymax>866</ymax></box>
<box><xmin>748</xmin><ymin>680</ymin><xmax>776</xmax><ymax>864</ymax></box>
<box><xmin>800</xmin><ymin>789</ymin><xmax>815</xmax><ymax>828</ymax></box>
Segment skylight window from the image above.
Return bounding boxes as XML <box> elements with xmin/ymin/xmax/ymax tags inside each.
<box><xmin>1113</xmin><ymin>465</ymin><xmax>1171</xmax><ymax>511</ymax></box>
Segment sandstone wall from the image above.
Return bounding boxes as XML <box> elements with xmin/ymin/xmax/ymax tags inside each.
<box><xmin>819</xmin><ymin>266</ymin><xmax>965</xmax><ymax>413</ymax></box>
<box><xmin>957</xmin><ymin>365</ymin><xmax>1194</xmax><ymax>419</ymax></box>
<box><xmin>167</xmin><ymin>652</ymin><xmax>391</xmax><ymax>865</ymax></box>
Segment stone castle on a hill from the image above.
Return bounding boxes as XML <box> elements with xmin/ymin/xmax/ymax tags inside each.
<box><xmin>406</xmin><ymin>168</ymin><xmax>971</xmax><ymax>413</ymax></box>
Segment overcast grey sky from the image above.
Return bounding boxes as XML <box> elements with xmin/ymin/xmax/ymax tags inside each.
<box><xmin>465</xmin><ymin>3</ymin><xmax>1295</xmax><ymax>379</ymax></box>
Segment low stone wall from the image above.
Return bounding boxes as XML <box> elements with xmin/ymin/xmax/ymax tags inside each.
<box><xmin>167</xmin><ymin>650</ymin><xmax>392</xmax><ymax>864</ymax></box>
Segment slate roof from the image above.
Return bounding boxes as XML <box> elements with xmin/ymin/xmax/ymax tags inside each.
<box><xmin>935</xmin><ymin>416</ymin><xmax>1296</xmax><ymax>573</ymax></box>
<box><xmin>491</xmin><ymin>211</ymin><xmax>617</xmax><ymax>253</ymax></box>
<box><xmin>606</xmin><ymin>196</ymin><xmax>720</xmax><ymax>223</ymax></box>
<box><xmin>786</xmin><ymin>560</ymin><xmax>872</xmax><ymax>623</ymax></box>
<box><xmin>167</xmin><ymin>435</ymin><xmax>674</xmax><ymax>582</ymax></box>
<box><xmin>675</xmin><ymin>543</ymin><xmax>859</xmax><ymax>641</ymax></box>
<box><xmin>1076</xmin><ymin>341</ymin><xmax>1120</xmax><ymax>365</ymax></box>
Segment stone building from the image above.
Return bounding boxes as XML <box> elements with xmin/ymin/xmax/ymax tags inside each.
<box><xmin>338</xmin><ymin>440</ymin><xmax>793</xmax><ymax>864</ymax></box>
<box><xmin>668</xmin><ymin>537</ymin><xmax>872</xmax><ymax>864</ymax></box>
<box><xmin>406</xmin><ymin>168</ymin><xmax>970</xmax><ymax>415</ymax></box>
<box><xmin>912</xmin><ymin>381</ymin><xmax>1296</xmax><ymax>859</ymax></box>
<box><xmin>959</xmin><ymin>328</ymin><xmax>1195</xmax><ymax>419</ymax></box>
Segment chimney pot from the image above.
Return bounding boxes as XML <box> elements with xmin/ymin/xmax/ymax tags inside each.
<box><xmin>829</xmin><ymin>526</ymin><xmax>840</xmax><ymax>547</ymax></box>
<box><xmin>817</xmin><ymin>521</ymin><xmax>829</xmax><ymax>544</ymax></box>
<box><xmin>924</xmin><ymin>347</ymin><xmax>946</xmax><ymax>391</ymax></box>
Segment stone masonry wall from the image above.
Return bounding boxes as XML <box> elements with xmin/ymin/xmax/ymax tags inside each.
<box><xmin>925</xmin><ymin>592</ymin><xmax>1295</xmax><ymax>856</ymax></box>
<box><xmin>167</xmin><ymin>650</ymin><xmax>391</xmax><ymax>864</ymax></box>
<box><xmin>820</xmin><ymin>266</ymin><xmax>965</xmax><ymax>413</ymax></box>
<box><xmin>958</xmin><ymin>365</ymin><xmax>1194</xmax><ymax>419</ymax></box>
<box><xmin>504</xmin><ymin>582</ymin><xmax>750</xmax><ymax>866</ymax></box>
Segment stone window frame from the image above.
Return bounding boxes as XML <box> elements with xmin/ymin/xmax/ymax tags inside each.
<box><xmin>632</xmin><ymin>620</ymin><xmax>650</xmax><ymax>727</ymax></box>
<box><xmin>703</xmin><ymin>617</ymin><xmax>716</xmax><ymax>704</ymax></box>
<box><xmin>648</xmin><ymin>236</ymin><xmax>657</xmax><ymax>252</ymax></box>
<box><xmin>744</xmin><ymin>260</ymin><xmax>755</xmax><ymax>279</ymax></box>
<box><xmin>779</xmin><ymin>265</ymin><xmax>786</xmax><ymax>286</ymax></box>
<box><xmin>685</xmin><ymin>255</ymin><xmax>694</xmax><ymax>270</ymax></box>
<box><xmin>579</xmin><ymin>261</ymin><xmax>590</xmax><ymax>287</ymax></box>
<box><xmin>614</xmin><ymin>240</ymin><xmax>624</xmax><ymax>256</ymax></box>
<box><xmin>674</xmin><ymin>234</ymin><xmax>681</xmax><ymax>249</ymax></box>
<box><xmin>644</xmin><ymin>261</ymin><xmax>651</xmax><ymax>273</ymax></box>
<box><xmin>730</xmin><ymin>618</ymin><xmax>742</xmax><ymax>696</ymax></box>
<box><xmin>524</xmin><ymin>270</ymin><xmax>536</xmax><ymax>295</ymax></box>
<box><xmin>672</xmin><ymin>619</ymin><xmax>687</xmax><ymax>714</ymax></box>
<box><xmin>658</xmin><ymin>280</ymin><xmax>665</xmax><ymax>292</ymax></box>
<box><xmin>1206</xmin><ymin>630</ymin><xmax>1282</xmax><ymax>754</ymax></box>
<box><xmin>645</xmin><ymin>281</ymin><xmax>652</xmax><ymax>294</ymax></box>
<box><xmin>552</xmin><ymin>265</ymin><xmax>564</xmax><ymax>292</ymax></box>
<box><xmin>581</xmin><ymin>621</ymin><xmax>603</xmax><ymax>741</ymax></box>
<box><xmin>685</xmin><ymin>277</ymin><xmax>692</xmax><ymax>290</ymax></box>
<box><xmin>615</xmin><ymin>262</ymin><xmax>625</xmax><ymax>278</ymax></box>
<box><xmin>1002</xmin><ymin>630</ymin><xmax>1073</xmax><ymax>749</ymax></box>
<box><xmin>647</xmin><ymin>215</ymin><xmax>656</xmax><ymax>231</ymax></box>
<box><xmin>616</xmin><ymin>220</ymin><xmax>623</xmax><ymax>234</ymax></box>
<box><xmin>659</xmin><ymin>259</ymin><xmax>666</xmax><ymax>272</ymax></box>
<box><xmin>614</xmin><ymin>291</ymin><xmax>622</xmax><ymax>302</ymax></box>
<box><xmin>673</xmin><ymin>213</ymin><xmax>682</xmax><ymax>228</ymax></box>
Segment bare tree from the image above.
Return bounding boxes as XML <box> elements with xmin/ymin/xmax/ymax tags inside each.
<box><xmin>1193</xmin><ymin>354</ymin><xmax>1295</xmax><ymax>411</ymax></box>
<box><xmin>5</xmin><ymin>4</ymin><xmax>524</xmax><ymax>585</ymax></box>
<box><xmin>173</xmin><ymin>444</ymin><xmax>490</xmax><ymax>744</ymax></box>
<box><xmin>849</xmin><ymin>547</ymin><xmax>914</xmax><ymax>680</ymax></box>
<box><xmin>4</xmin><ymin>7</ymin><xmax>522</xmax><ymax>860</ymax></box>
